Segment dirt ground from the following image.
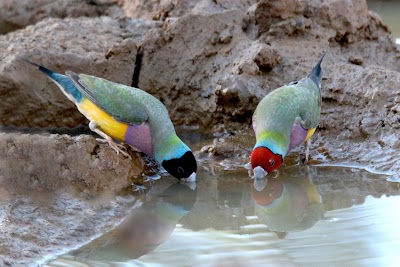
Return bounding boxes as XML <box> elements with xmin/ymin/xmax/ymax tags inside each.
<box><xmin>1</xmin><ymin>0</ymin><xmax>400</xmax><ymax>265</ymax></box>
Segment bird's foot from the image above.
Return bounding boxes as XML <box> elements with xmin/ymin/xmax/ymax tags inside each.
<box><xmin>301</xmin><ymin>138</ymin><xmax>311</xmax><ymax>164</ymax></box>
<box><xmin>89</xmin><ymin>121</ymin><xmax>131</xmax><ymax>159</ymax></box>
<box><xmin>143</xmin><ymin>173</ymin><xmax>161</xmax><ymax>183</ymax></box>
<box><xmin>244</xmin><ymin>162</ymin><xmax>254</xmax><ymax>178</ymax></box>
<box><xmin>244</xmin><ymin>162</ymin><xmax>252</xmax><ymax>170</ymax></box>
<box><xmin>270</xmin><ymin>169</ymin><xmax>280</xmax><ymax>179</ymax></box>
<box><xmin>131</xmin><ymin>183</ymin><xmax>146</xmax><ymax>193</ymax></box>
<box><xmin>96</xmin><ymin>138</ymin><xmax>131</xmax><ymax>159</ymax></box>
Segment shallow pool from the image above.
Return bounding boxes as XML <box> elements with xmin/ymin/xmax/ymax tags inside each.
<box><xmin>46</xmin><ymin>162</ymin><xmax>400</xmax><ymax>266</ymax></box>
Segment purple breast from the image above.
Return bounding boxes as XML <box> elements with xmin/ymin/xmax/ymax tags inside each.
<box><xmin>124</xmin><ymin>124</ymin><xmax>154</xmax><ymax>157</ymax></box>
<box><xmin>288</xmin><ymin>123</ymin><xmax>308</xmax><ymax>152</ymax></box>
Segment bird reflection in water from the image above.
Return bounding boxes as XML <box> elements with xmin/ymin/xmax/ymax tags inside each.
<box><xmin>68</xmin><ymin>182</ymin><xmax>197</xmax><ymax>262</ymax></box>
<box><xmin>251</xmin><ymin>173</ymin><xmax>324</xmax><ymax>237</ymax></box>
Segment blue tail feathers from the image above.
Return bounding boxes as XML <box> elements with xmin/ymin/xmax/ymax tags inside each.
<box><xmin>20</xmin><ymin>58</ymin><xmax>83</xmax><ymax>102</ymax></box>
<box><xmin>308</xmin><ymin>53</ymin><xmax>325</xmax><ymax>88</ymax></box>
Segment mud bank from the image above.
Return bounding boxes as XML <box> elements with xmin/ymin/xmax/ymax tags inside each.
<box><xmin>0</xmin><ymin>132</ymin><xmax>157</xmax><ymax>266</ymax></box>
<box><xmin>0</xmin><ymin>133</ymin><xmax>148</xmax><ymax>194</ymax></box>
<box><xmin>1</xmin><ymin>0</ymin><xmax>400</xmax><ymax>265</ymax></box>
<box><xmin>199</xmin><ymin>130</ymin><xmax>400</xmax><ymax>176</ymax></box>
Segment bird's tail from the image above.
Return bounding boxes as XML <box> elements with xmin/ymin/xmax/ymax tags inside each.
<box><xmin>308</xmin><ymin>53</ymin><xmax>325</xmax><ymax>88</ymax></box>
<box><xmin>19</xmin><ymin>58</ymin><xmax>83</xmax><ymax>103</ymax></box>
<box><xmin>19</xmin><ymin>58</ymin><xmax>55</xmax><ymax>77</ymax></box>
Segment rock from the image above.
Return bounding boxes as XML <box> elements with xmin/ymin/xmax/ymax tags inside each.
<box><xmin>0</xmin><ymin>131</ymin><xmax>153</xmax><ymax>265</ymax></box>
<box><xmin>311</xmin><ymin>134</ymin><xmax>400</xmax><ymax>175</ymax></box>
<box><xmin>0</xmin><ymin>133</ymin><xmax>146</xmax><ymax>194</ymax></box>
<box><xmin>321</xmin><ymin>64</ymin><xmax>400</xmax><ymax>142</ymax></box>
<box><xmin>249</xmin><ymin>0</ymin><xmax>372</xmax><ymax>41</ymax></box>
<box><xmin>0</xmin><ymin>16</ymin><xmax>161</xmax><ymax>127</ymax></box>
<box><xmin>251</xmin><ymin>43</ymin><xmax>282</xmax><ymax>70</ymax></box>
<box><xmin>121</xmin><ymin>0</ymin><xmax>257</xmax><ymax>20</ymax></box>
<box><xmin>136</xmin><ymin>0</ymin><xmax>400</xmax><ymax>142</ymax></box>
<box><xmin>0</xmin><ymin>0</ymin><xmax>123</xmax><ymax>35</ymax></box>
<box><xmin>138</xmin><ymin>9</ymin><xmax>268</xmax><ymax>128</ymax></box>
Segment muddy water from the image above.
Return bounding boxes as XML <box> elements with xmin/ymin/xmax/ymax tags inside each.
<box><xmin>368</xmin><ymin>0</ymin><xmax>400</xmax><ymax>44</ymax></box>
<box><xmin>46</xmin><ymin>162</ymin><xmax>400</xmax><ymax>266</ymax></box>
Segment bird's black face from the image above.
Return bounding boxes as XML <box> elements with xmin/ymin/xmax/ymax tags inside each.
<box><xmin>162</xmin><ymin>151</ymin><xmax>197</xmax><ymax>180</ymax></box>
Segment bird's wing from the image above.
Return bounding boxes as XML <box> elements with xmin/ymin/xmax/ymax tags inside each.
<box><xmin>67</xmin><ymin>71</ymin><xmax>149</xmax><ymax>124</ymax></box>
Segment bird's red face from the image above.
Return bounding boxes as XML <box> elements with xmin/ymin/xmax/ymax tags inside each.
<box><xmin>250</xmin><ymin>147</ymin><xmax>283</xmax><ymax>173</ymax></box>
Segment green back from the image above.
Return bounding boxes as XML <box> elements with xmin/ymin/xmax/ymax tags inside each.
<box><xmin>68</xmin><ymin>73</ymin><xmax>183</xmax><ymax>162</ymax></box>
<box><xmin>253</xmin><ymin>78</ymin><xmax>321</xmax><ymax>154</ymax></box>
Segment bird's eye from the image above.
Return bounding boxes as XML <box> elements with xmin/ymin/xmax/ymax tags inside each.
<box><xmin>269</xmin><ymin>160</ymin><xmax>275</xmax><ymax>167</ymax></box>
<box><xmin>178</xmin><ymin>167</ymin><xmax>184</xmax><ymax>173</ymax></box>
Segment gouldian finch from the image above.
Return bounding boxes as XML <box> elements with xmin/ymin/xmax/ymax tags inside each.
<box><xmin>250</xmin><ymin>55</ymin><xmax>324</xmax><ymax>179</ymax></box>
<box><xmin>251</xmin><ymin>175</ymin><xmax>323</xmax><ymax>233</ymax></box>
<box><xmin>23</xmin><ymin>60</ymin><xmax>197</xmax><ymax>181</ymax></box>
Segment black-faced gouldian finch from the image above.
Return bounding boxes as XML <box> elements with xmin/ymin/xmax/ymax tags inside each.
<box><xmin>250</xmin><ymin>55</ymin><xmax>325</xmax><ymax>179</ymax></box>
<box><xmin>22</xmin><ymin>60</ymin><xmax>197</xmax><ymax>182</ymax></box>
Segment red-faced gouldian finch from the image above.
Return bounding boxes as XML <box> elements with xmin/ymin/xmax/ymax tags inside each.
<box><xmin>22</xmin><ymin>59</ymin><xmax>197</xmax><ymax>182</ymax></box>
<box><xmin>250</xmin><ymin>55</ymin><xmax>325</xmax><ymax>179</ymax></box>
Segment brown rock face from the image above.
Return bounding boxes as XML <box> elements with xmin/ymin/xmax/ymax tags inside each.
<box><xmin>0</xmin><ymin>133</ymin><xmax>145</xmax><ymax>194</ymax></box>
<box><xmin>2</xmin><ymin>0</ymin><xmax>399</xmax><ymax>138</ymax></box>
<box><xmin>121</xmin><ymin>0</ymin><xmax>258</xmax><ymax>20</ymax></box>
<box><xmin>134</xmin><ymin>0</ymin><xmax>399</xmax><ymax>138</ymax></box>
<box><xmin>0</xmin><ymin>0</ymin><xmax>123</xmax><ymax>34</ymax></box>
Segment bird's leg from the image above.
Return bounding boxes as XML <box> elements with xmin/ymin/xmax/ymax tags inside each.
<box><xmin>301</xmin><ymin>138</ymin><xmax>311</xmax><ymax>164</ymax></box>
<box><xmin>143</xmin><ymin>173</ymin><xmax>161</xmax><ymax>183</ymax></box>
<box><xmin>270</xmin><ymin>169</ymin><xmax>280</xmax><ymax>179</ymax></box>
<box><xmin>127</xmin><ymin>145</ymin><xmax>140</xmax><ymax>153</ymax></box>
<box><xmin>131</xmin><ymin>183</ymin><xmax>146</xmax><ymax>193</ymax></box>
<box><xmin>89</xmin><ymin>121</ymin><xmax>131</xmax><ymax>158</ymax></box>
<box><xmin>244</xmin><ymin>162</ymin><xmax>253</xmax><ymax>178</ymax></box>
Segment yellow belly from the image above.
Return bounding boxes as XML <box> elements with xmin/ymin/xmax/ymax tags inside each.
<box><xmin>77</xmin><ymin>98</ymin><xmax>128</xmax><ymax>142</ymax></box>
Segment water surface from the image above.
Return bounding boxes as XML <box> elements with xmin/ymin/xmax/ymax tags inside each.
<box><xmin>47</xmin><ymin>164</ymin><xmax>400</xmax><ymax>266</ymax></box>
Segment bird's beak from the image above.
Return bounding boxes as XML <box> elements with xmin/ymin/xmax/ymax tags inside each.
<box><xmin>253</xmin><ymin>166</ymin><xmax>268</xmax><ymax>180</ymax></box>
<box><xmin>181</xmin><ymin>181</ymin><xmax>197</xmax><ymax>190</ymax></box>
<box><xmin>182</xmin><ymin>172</ymin><xmax>196</xmax><ymax>182</ymax></box>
